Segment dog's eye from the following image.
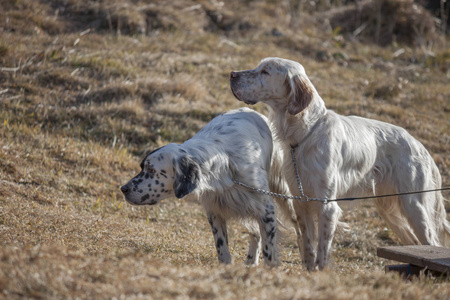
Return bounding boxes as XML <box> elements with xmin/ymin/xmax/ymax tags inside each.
<box><xmin>261</xmin><ymin>69</ymin><xmax>270</xmax><ymax>75</ymax></box>
<box><xmin>146</xmin><ymin>166</ymin><xmax>156</xmax><ymax>173</ymax></box>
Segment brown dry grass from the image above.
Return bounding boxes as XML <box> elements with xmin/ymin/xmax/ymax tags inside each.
<box><xmin>1</xmin><ymin>0</ymin><xmax>449</xmax><ymax>299</ymax></box>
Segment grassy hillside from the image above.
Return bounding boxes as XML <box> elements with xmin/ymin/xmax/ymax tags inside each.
<box><xmin>1</xmin><ymin>0</ymin><xmax>449</xmax><ymax>298</ymax></box>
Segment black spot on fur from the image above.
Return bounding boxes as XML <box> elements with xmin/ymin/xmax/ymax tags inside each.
<box><xmin>161</xmin><ymin>169</ymin><xmax>166</xmax><ymax>174</ymax></box>
<box><xmin>160</xmin><ymin>182</ymin><xmax>165</xmax><ymax>187</ymax></box>
<box><xmin>263</xmin><ymin>249</ymin><xmax>272</xmax><ymax>261</ymax></box>
<box><xmin>268</xmin><ymin>227</ymin><xmax>276</xmax><ymax>240</ymax></box>
<box><xmin>141</xmin><ymin>194</ymin><xmax>149</xmax><ymax>202</ymax></box>
<box><xmin>140</xmin><ymin>147</ymin><xmax>164</xmax><ymax>169</ymax></box>
<box><xmin>211</xmin><ymin>227</ymin><xmax>218</xmax><ymax>234</ymax></box>
<box><xmin>155</xmin><ymin>180</ymin><xmax>159</xmax><ymax>185</ymax></box>
<box><xmin>216</xmin><ymin>238</ymin><xmax>224</xmax><ymax>248</ymax></box>
<box><xmin>262</xmin><ymin>216</ymin><xmax>275</xmax><ymax>224</ymax></box>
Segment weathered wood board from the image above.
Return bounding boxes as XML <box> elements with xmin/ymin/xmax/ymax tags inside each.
<box><xmin>377</xmin><ymin>245</ymin><xmax>450</xmax><ymax>274</ymax></box>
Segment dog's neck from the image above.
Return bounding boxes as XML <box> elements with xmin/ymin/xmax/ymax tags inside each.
<box><xmin>268</xmin><ymin>94</ymin><xmax>327</xmax><ymax>147</ymax></box>
<box><xmin>179</xmin><ymin>141</ymin><xmax>233</xmax><ymax>194</ymax></box>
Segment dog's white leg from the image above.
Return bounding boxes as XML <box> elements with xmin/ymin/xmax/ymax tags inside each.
<box><xmin>298</xmin><ymin>214</ymin><xmax>317</xmax><ymax>271</ymax></box>
<box><xmin>207</xmin><ymin>213</ymin><xmax>231</xmax><ymax>264</ymax></box>
<box><xmin>293</xmin><ymin>202</ymin><xmax>317</xmax><ymax>271</ymax></box>
<box><xmin>374</xmin><ymin>197</ymin><xmax>420</xmax><ymax>245</ymax></box>
<box><xmin>400</xmin><ymin>194</ymin><xmax>441</xmax><ymax>246</ymax></box>
<box><xmin>293</xmin><ymin>218</ymin><xmax>303</xmax><ymax>259</ymax></box>
<box><xmin>245</xmin><ymin>232</ymin><xmax>261</xmax><ymax>266</ymax></box>
<box><xmin>316</xmin><ymin>201</ymin><xmax>341</xmax><ymax>270</ymax></box>
<box><xmin>259</xmin><ymin>201</ymin><xmax>279</xmax><ymax>267</ymax></box>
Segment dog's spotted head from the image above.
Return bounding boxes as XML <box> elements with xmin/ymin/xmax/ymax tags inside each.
<box><xmin>230</xmin><ymin>57</ymin><xmax>315</xmax><ymax>115</ymax></box>
<box><xmin>120</xmin><ymin>144</ymin><xmax>200</xmax><ymax>205</ymax></box>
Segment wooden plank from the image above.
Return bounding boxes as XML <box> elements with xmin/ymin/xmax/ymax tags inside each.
<box><xmin>377</xmin><ymin>245</ymin><xmax>450</xmax><ymax>274</ymax></box>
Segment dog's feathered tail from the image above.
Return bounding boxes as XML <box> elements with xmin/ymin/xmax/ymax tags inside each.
<box><xmin>437</xmin><ymin>192</ymin><xmax>450</xmax><ymax>247</ymax></box>
<box><xmin>444</xmin><ymin>218</ymin><xmax>450</xmax><ymax>248</ymax></box>
<box><xmin>431</xmin><ymin>164</ymin><xmax>450</xmax><ymax>247</ymax></box>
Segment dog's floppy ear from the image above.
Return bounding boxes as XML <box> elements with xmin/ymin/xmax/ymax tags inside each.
<box><xmin>173</xmin><ymin>155</ymin><xmax>200</xmax><ymax>199</ymax></box>
<box><xmin>287</xmin><ymin>74</ymin><xmax>314</xmax><ymax>115</ymax></box>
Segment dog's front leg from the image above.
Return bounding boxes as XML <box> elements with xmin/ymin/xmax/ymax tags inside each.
<box><xmin>294</xmin><ymin>202</ymin><xmax>317</xmax><ymax>271</ymax></box>
<box><xmin>259</xmin><ymin>202</ymin><xmax>279</xmax><ymax>267</ymax></box>
<box><xmin>207</xmin><ymin>213</ymin><xmax>231</xmax><ymax>264</ymax></box>
<box><xmin>316</xmin><ymin>201</ymin><xmax>341</xmax><ymax>270</ymax></box>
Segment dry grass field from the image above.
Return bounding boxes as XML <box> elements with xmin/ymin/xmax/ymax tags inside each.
<box><xmin>1</xmin><ymin>0</ymin><xmax>449</xmax><ymax>299</ymax></box>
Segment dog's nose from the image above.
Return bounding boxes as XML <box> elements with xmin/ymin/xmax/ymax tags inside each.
<box><xmin>120</xmin><ymin>185</ymin><xmax>129</xmax><ymax>194</ymax></box>
<box><xmin>230</xmin><ymin>71</ymin><xmax>239</xmax><ymax>79</ymax></box>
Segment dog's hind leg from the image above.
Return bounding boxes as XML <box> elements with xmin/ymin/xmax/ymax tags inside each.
<box><xmin>393</xmin><ymin>160</ymin><xmax>442</xmax><ymax>246</ymax></box>
<box><xmin>258</xmin><ymin>200</ymin><xmax>279</xmax><ymax>267</ymax></box>
<box><xmin>207</xmin><ymin>212</ymin><xmax>231</xmax><ymax>264</ymax></box>
<box><xmin>399</xmin><ymin>193</ymin><xmax>442</xmax><ymax>246</ymax></box>
<box><xmin>374</xmin><ymin>197</ymin><xmax>420</xmax><ymax>245</ymax></box>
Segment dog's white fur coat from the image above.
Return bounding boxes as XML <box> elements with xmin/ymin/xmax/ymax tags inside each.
<box><xmin>121</xmin><ymin>108</ymin><xmax>293</xmax><ymax>266</ymax></box>
<box><xmin>230</xmin><ymin>57</ymin><xmax>450</xmax><ymax>270</ymax></box>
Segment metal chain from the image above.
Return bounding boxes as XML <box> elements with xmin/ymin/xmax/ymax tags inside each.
<box><xmin>289</xmin><ymin>147</ymin><xmax>328</xmax><ymax>203</ymax></box>
<box><xmin>231</xmin><ymin>179</ymin><xmax>315</xmax><ymax>202</ymax></box>
<box><xmin>233</xmin><ymin>147</ymin><xmax>450</xmax><ymax>203</ymax></box>
<box><xmin>233</xmin><ymin>147</ymin><xmax>328</xmax><ymax>203</ymax></box>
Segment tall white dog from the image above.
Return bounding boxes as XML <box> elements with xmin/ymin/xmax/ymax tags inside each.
<box><xmin>230</xmin><ymin>57</ymin><xmax>450</xmax><ymax>270</ymax></box>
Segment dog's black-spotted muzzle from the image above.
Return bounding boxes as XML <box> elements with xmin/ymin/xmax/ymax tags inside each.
<box><xmin>120</xmin><ymin>182</ymin><xmax>158</xmax><ymax>206</ymax></box>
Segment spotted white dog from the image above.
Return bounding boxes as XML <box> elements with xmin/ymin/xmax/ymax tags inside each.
<box><xmin>121</xmin><ymin>108</ymin><xmax>294</xmax><ymax>266</ymax></box>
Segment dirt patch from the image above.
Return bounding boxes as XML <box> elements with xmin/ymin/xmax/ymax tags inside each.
<box><xmin>320</xmin><ymin>0</ymin><xmax>437</xmax><ymax>46</ymax></box>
